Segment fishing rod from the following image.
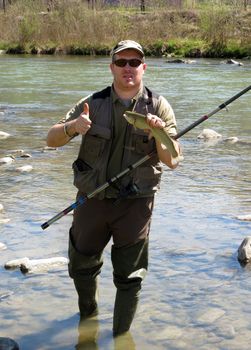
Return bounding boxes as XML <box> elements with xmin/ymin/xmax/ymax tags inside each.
<box><xmin>41</xmin><ymin>85</ymin><xmax>251</xmax><ymax>230</ymax></box>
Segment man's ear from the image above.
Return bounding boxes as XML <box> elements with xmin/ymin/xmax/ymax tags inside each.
<box><xmin>110</xmin><ymin>63</ymin><xmax>114</xmax><ymax>75</ymax></box>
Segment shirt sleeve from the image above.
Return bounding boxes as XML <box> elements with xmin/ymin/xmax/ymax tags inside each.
<box><xmin>56</xmin><ymin>95</ymin><xmax>91</xmax><ymax>124</ymax></box>
<box><xmin>156</xmin><ymin>95</ymin><xmax>177</xmax><ymax>137</ymax></box>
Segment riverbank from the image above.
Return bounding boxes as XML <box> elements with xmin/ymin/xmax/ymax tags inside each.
<box><xmin>0</xmin><ymin>1</ymin><xmax>251</xmax><ymax>58</ymax></box>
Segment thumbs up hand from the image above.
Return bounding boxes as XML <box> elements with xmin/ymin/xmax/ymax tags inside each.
<box><xmin>75</xmin><ymin>103</ymin><xmax>92</xmax><ymax>135</ymax></box>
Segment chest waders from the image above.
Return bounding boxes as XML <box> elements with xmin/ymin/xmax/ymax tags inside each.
<box><xmin>112</xmin><ymin>238</ymin><xmax>148</xmax><ymax>335</ymax></box>
<box><xmin>68</xmin><ymin>234</ymin><xmax>149</xmax><ymax>336</ymax></box>
<box><xmin>67</xmin><ymin>86</ymin><xmax>159</xmax><ymax>336</ymax></box>
<box><xmin>68</xmin><ymin>237</ymin><xmax>103</xmax><ymax>319</ymax></box>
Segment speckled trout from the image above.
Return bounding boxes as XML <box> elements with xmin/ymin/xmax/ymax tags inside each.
<box><xmin>123</xmin><ymin>111</ymin><xmax>179</xmax><ymax>158</ymax></box>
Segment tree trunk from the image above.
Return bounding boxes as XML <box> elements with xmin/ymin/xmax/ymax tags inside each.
<box><xmin>140</xmin><ymin>0</ymin><xmax>145</xmax><ymax>13</ymax></box>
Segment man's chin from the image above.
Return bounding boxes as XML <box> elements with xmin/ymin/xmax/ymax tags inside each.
<box><xmin>123</xmin><ymin>80</ymin><xmax>135</xmax><ymax>87</ymax></box>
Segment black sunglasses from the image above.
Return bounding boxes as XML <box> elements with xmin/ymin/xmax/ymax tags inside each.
<box><xmin>113</xmin><ymin>58</ymin><xmax>143</xmax><ymax>68</ymax></box>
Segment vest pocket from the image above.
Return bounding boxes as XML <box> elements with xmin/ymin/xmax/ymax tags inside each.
<box><xmin>131</xmin><ymin>129</ymin><xmax>156</xmax><ymax>155</ymax></box>
<box><xmin>72</xmin><ymin>159</ymin><xmax>98</xmax><ymax>194</ymax></box>
<box><xmin>133</xmin><ymin>166</ymin><xmax>162</xmax><ymax>194</ymax></box>
<box><xmin>80</xmin><ymin>125</ymin><xmax>111</xmax><ymax>167</ymax></box>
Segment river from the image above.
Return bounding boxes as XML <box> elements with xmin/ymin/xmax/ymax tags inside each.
<box><xmin>0</xmin><ymin>54</ymin><xmax>251</xmax><ymax>350</ymax></box>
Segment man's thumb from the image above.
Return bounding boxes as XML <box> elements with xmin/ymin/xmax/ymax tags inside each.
<box><xmin>83</xmin><ymin>102</ymin><xmax>89</xmax><ymax>116</ymax></box>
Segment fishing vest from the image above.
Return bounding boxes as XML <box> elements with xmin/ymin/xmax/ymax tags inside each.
<box><xmin>72</xmin><ymin>85</ymin><xmax>163</xmax><ymax>199</ymax></box>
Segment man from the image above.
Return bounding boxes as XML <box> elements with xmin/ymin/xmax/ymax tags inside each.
<box><xmin>46</xmin><ymin>40</ymin><xmax>181</xmax><ymax>336</ymax></box>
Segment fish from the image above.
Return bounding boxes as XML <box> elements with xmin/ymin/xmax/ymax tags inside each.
<box><xmin>123</xmin><ymin>111</ymin><xmax>179</xmax><ymax>158</ymax></box>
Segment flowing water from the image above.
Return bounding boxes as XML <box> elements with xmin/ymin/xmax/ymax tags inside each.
<box><xmin>0</xmin><ymin>54</ymin><xmax>250</xmax><ymax>350</ymax></box>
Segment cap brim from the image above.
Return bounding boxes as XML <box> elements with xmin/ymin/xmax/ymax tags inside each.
<box><xmin>112</xmin><ymin>46</ymin><xmax>144</xmax><ymax>57</ymax></box>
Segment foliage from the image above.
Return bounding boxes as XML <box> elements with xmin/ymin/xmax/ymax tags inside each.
<box><xmin>0</xmin><ymin>0</ymin><xmax>250</xmax><ymax>57</ymax></box>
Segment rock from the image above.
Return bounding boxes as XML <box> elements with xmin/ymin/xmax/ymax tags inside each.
<box><xmin>197</xmin><ymin>128</ymin><xmax>222</xmax><ymax>140</ymax></box>
<box><xmin>20</xmin><ymin>153</ymin><xmax>32</xmax><ymax>158</ymax></box>
<box><xmin>5</xmin><ymin>257</ymin><xmax>30</xmax><ymax>269</ymax></box>
<box><xmin>14</xmin><ymin>165</ymin><xmax>33</xmax><ymax>173</ymax></box>
<box><xmin>0</xmin><ymin>337</ymin><xmax>19</xmax><ymax>350</ymax></box>
<box><xmin>0</xmin><ymin>242</ymin><xmax>7</xmax><ymax>250</ymax></box>
<box><xmin>0</xmin><ymin>156</ymin><xmax>15</xmax><ymax>165</ymax></box>
<box><xmin>42</xmin><ymin>146</ymin><xmax>57</xmax><ymax>152</ymax></box>
<box><xmin>236</xmin><ymin>214</ymin><xmax>251</xmax><ymax>222</ymax></box>
<box><xmin>167</xmin><ymin>58</ymin><xmax>186</xmax><ymax>63</ymax></box>
<box><xmin>0</xmin><ymin>131</ymin><xmax>11</xmax><ymax>139</ymax></box>
<box><xmin>0</xmin><ymin>203</ymin><xmax>4</xmax><ymax>212</ymax></box>
<box><xmin>10</xmin><ymin>150</ymin><xmax>32</xmax><ymax>158</ymax></box>
<box><xmin>0</xmin><ymin>218</ymin><xmax>10</xmax><ymax>224</ymax></box>
<box><xmin>167</xmin><ymin>58</ymin><xmax>196</xmax><ymax>64</ymax></box>
<box><xmin>238</xmin><ymin>236</ymin><xmax>251</xmax><ymax>263</ymax></box>
<box><xmin>0</xmin><ymin>50</ymin><xmax>7</xmax><ymax>55</ymax></box>
<box><xmin>8</xmin><ymin>149</ymin><xmax>24</xmax><ymax>156</ymax></box>
<box><xmin>5</xmin><ymin>257</ymin><xmax>69</xmax><ymax>273</ymax></box>
<box><xmin>223</xmin><ymin>136</ymin><xmax>239</xmax><ymax>144</ymax></box>
<box><xmin>226</xmin><ymin>59</ymin><xmax>243</xmax><ymax>66</ymax></box>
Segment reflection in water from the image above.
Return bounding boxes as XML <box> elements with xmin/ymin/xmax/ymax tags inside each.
<box><xmin>76</xmin><ymin>316</ymin><xmax>99</xmax><ymax>350</ymax></box>
<box><xmin>113</xmin><ymin>332</ymin><xmax>136</xmax><ymax>350</ymax></box>
<box><xmin>76</xmin><ymin>315</ymin><xmax>136</xmax><ymax>350</ymax></box>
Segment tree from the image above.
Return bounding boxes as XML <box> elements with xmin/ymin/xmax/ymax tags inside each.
<box><xmin>2</xmin><ymin>0</ymin><xmax>12</xmax><ymax>12</ymax></box>
<box><xmin>87</xmin><ymin>0</ymin><xmax>95</xmax><ymax>9</ymax></box>
<box><xmin>140</xmin><ymin>0</ymin><xmax>145</xmax><ymax>12</ymax></box>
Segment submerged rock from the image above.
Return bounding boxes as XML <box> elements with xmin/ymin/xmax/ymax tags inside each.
<box><xmin>0</xmin><ymin>242</ymin><xmax>7</xmax><ymax>250</ymax></box>
<box><xmin>197</xmin><ymin>307</ymin><xmax>225</xmax><ymax>325</ymax></box>
<box><xmin>14</xmin><ymin>165</ymin><xmax>33</xmax><ymax>173</ymax></box>
<box><xmin>0</xmin><ymin>291</ymin><xmax>14</xmax><ymax>301</ymax></box>
<box><xmin>155</xmin><ymin>325</ymin><xmax>183</xmax><ymax>340</ymax></box>
<box><xmin>5</xmin><ymin>256</ymin><xmax>69</xmax><ymax>273</ymax></box>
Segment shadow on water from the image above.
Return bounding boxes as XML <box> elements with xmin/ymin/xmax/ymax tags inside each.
<box><xmin>15</xmin><ymin>315</ymin><xmax>78</xmax><ymax>350</ymax></box>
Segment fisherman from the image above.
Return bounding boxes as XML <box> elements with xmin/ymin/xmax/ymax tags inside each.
<box><xmin>46</xmin><ymin>40</ymin><xmax>182</xmax><ymax>336</ymax></box>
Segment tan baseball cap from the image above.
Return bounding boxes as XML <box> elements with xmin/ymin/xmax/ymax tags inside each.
<box><xmin>110</xmin><ymin>40</ymin><xmax>144</xmax><ymax>59</ymax></box>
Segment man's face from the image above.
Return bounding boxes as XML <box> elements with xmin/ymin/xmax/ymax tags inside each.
<box><xmin>110</xmin><ymin>49</ymin><xmax>146</xmax><ymax>91</ymax></box>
